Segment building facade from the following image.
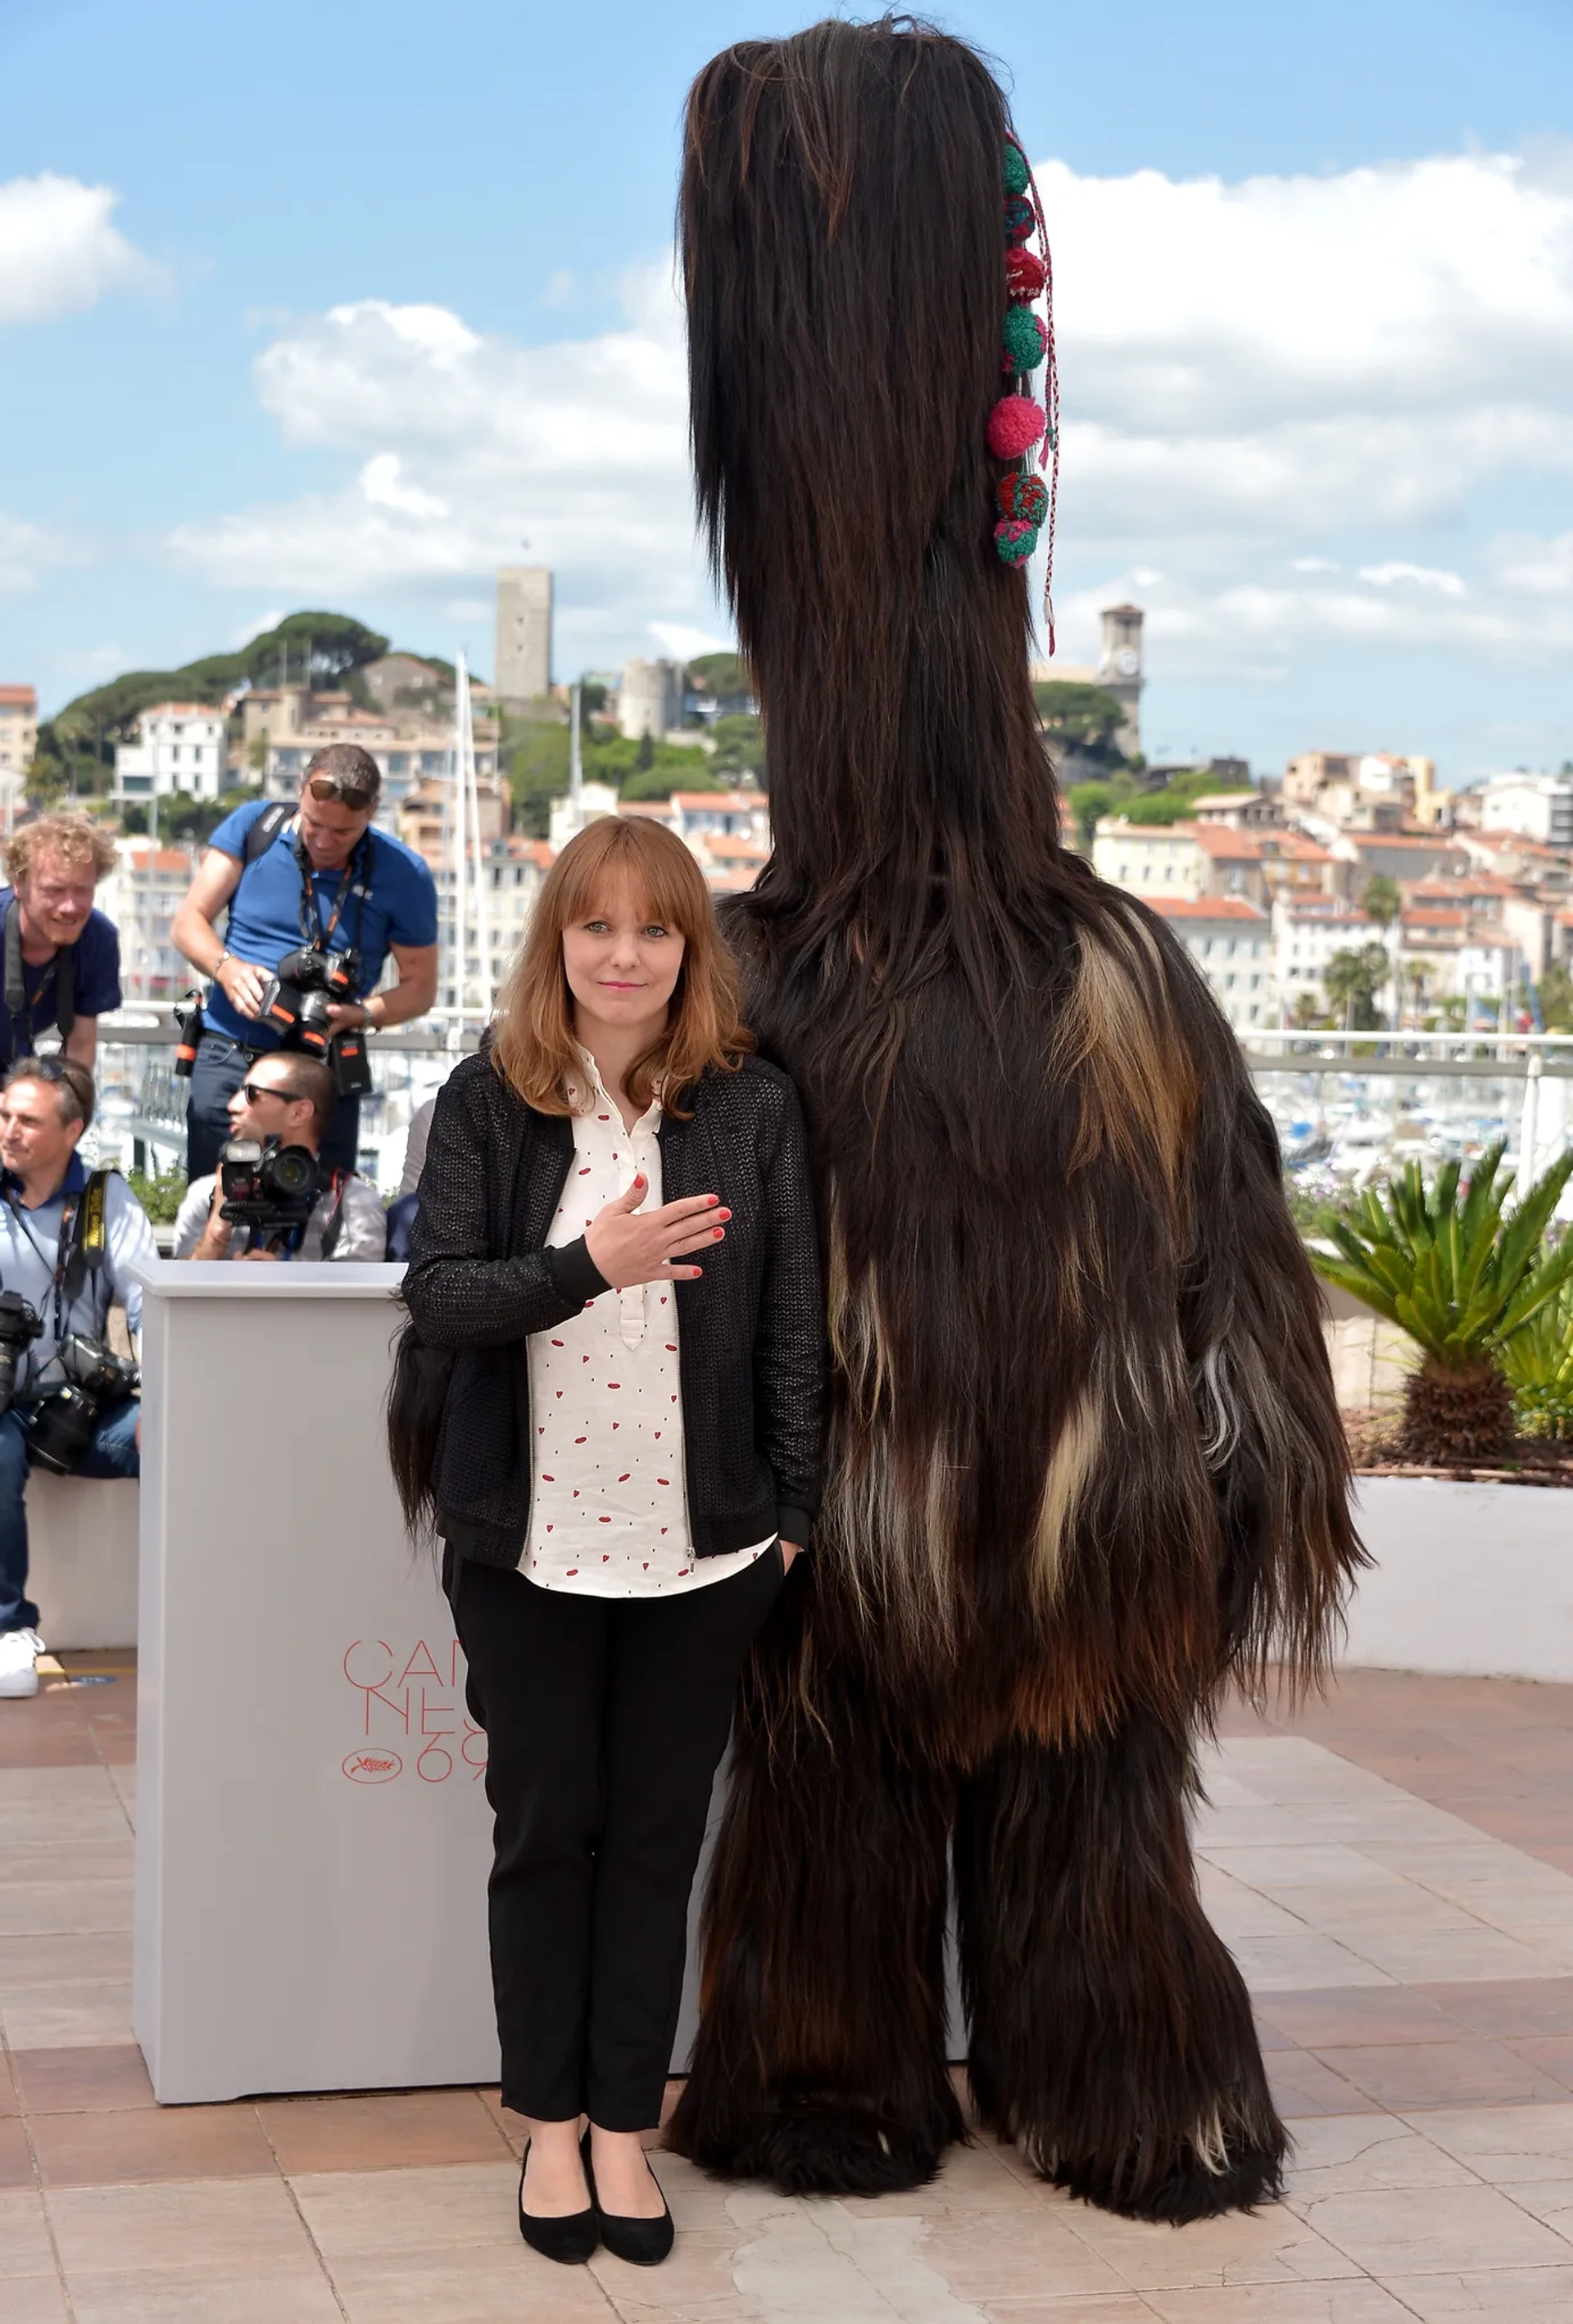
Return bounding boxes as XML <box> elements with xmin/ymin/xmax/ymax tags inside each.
<box><xmin>495</xmin><ymin>568</ymin><xmax>553</xmax><ymax>705</ymax></box>
<box><xmin>1477</xmin><ymin>772</ymin><xmax>1573</xmax><ymax>849</ymax></box>
<box><xmin>618</xmin><ymin>659</ymin><xmax>687</xmax><ymax>741</ymax></box>
<box><xmin>0</xmin><ymin>684</ymin><xmax>37</xmax><ymax>791</ymax></box>
<box><xmin>1144</xmin><ymin>896</ymin><xmax>1272</xmax><ymax>1028</ymax></box>
<box><xmin>96</xmin><ymin>840</ymin><xmax>199</xmax><ymax>1002</ymax></box>
<box><xmin>113</xmin><ymin>704</ymin><xmax>229</xmax><ymax>803</ymax></box>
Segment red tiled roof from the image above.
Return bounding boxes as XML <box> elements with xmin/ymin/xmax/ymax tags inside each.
<box><xmin>0</xmin><ymin>685</ymin><xmax>37</xmax><ymax>709</ymax></box>
<box><xmin>1138</xmin><ymin>895</ymin><xmax>1268</xmax><ymax>922</ymax></box>
<box><xmin>672</xmin><ymin>791</ymin><xmax>768</xmax><ymax>812</ymax></box>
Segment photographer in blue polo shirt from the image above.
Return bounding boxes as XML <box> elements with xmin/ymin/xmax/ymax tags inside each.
<box><xmin>170</xmin><ymin>746</ymin><xmax>438</xmax><ymax>1177</ymax></box>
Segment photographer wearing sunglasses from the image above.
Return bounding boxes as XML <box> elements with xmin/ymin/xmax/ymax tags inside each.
<box><xmin>173</xmin><ymin>1053</ymin><xmax>389</xmax><ymax>1263</ymax></box>
<box><xmin>170</xmin><ymin>745</ymin><xmax>439</xmax><ymax>1181</ymax></box>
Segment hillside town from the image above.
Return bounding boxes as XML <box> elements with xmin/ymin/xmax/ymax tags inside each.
<box><xmin>5</xmin><ymin>577</ymin><xmax>1570</xmax><ymax>1036</ymax></box>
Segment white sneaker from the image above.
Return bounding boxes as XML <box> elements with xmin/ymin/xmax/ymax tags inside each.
<box><xmin>0</xmin><ymin>1629</ymin><xmax>39</xmax><ymax>1698</ymax></box>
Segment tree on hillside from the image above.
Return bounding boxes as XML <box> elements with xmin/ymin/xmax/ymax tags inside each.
<box><xmin>1065</xmin><ymin>781</ymin><xmax>1113</xmax><ymax>852</ymax></box>
<box><xmin>707</xmin><ymin>714</ymin><xmax>764</xmax><ymax>778</ymax></box>
<box><xmin>687</xmin><ymin>651</ymin><xmax>752</xmax><ymax>703</ymax></box>
<box><xmin>1538</xmin><ymin>963</ymin><xmax>1573</xmax><ymax>1032</ymax></box>
<box><xmin>1122</xmin><ymin>791</ymin><xmax>1202</xmax><ymax>827</ymax></box>
<box><xmin>1033</xmin><ymin>682</ymin><xmax>1127</xmax><ymax>762</ymax></box>
<box><xmin>245</xmin><ymin>613</ymin><xmax>388</xmax><ymax>687</ymax></box>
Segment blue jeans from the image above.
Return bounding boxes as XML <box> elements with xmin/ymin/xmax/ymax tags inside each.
<box><xmin>0</xmin><ymin>1398</ymin><xmax>141</xmax><ymax>1636</ymax></box>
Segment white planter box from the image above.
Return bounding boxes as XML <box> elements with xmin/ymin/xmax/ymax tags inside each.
<box><xmin>1340</xmin><ymin>1475</ymin><xmax>1573</xmax><ymax>1683</ymax></box>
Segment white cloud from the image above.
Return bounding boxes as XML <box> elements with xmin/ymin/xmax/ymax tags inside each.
<box><xmin>171</xmin><ymin>147</ymin><xmax>1573</xmax><ymax>687</ymax></box>
<box><xmin>227</xmin><ymin>609</ymin><xmax>287</xmax><ymax>649</ymax></box>
<box><xmin>1358</xmin><ymin>562</ymin><xmax>1467</xmax><ymax>596</ymax></box>
<box><xmin>647</xmin><ymin>621</ymin><xmax>730</xmax><ymax>661</ymax></box>
<box><xmin>0</xmin><ymin>174</ymin><xmax>164</xmax><ymax>326</ymax></box>
<box><xmin>0</xmin><ymin>511</ymin><xmax>84</xmax><ymax>595</ymax></box>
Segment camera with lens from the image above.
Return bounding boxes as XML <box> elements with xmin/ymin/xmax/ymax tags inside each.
<box><xmin>0</xmin><ymin>1288</ymin><xmax>43</xmax><ymax>1416</ymax></box>
<box><xmin>260</xmin><ymin>944</ymin><xmax>360</xmax><ymax>1061</ymax></box>
<box><xmin>218</xmin><ymin>1135</ymin><xmax>321</xmax><ymax>1240</ymax></box>
<box><xmin>26</xmin><ymin>1334</ymin><xmax>142</xmax><ymax>1476</ymax></box>
<box><xmin>259</xmin><ymin>944</ymin><xmax>373</xmax><ymax>1098</ymax></box>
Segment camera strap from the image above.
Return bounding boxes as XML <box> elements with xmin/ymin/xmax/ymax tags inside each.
<box><xmin>3</xmin><ymin>900</ymin><xmax>75</xmax><ymax>1055</ymax></box>
<box><xmin>3</xmin><ymin>1168</ymin><xmax>110</xmax><ymax>1351</ymax></box>
<box><xmin>319</xmin><ymin>1169</ymin><xmax>350</xmax><ymax>1261</ymax></box>
<box><xmin>295</xmin><ymin>831</ymin><xmax>370</xmax><ymax>958</ymax></box>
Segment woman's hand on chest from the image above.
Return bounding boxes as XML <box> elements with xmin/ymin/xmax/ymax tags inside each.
<box><xmin>584</xmin><ymin>1172</ymin><xmax>731</xmax><ymax>1289</ymax></box>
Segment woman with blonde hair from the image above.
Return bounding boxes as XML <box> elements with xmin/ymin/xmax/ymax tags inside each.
<box><xmin>388</xmin><ymin>814</ymin><xmax>823</xmax><ymax>2269</ymax></box>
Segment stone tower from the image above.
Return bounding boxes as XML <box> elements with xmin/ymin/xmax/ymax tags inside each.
<box><xmin>495</xmin><ymin>568</ymin><xmax>553</xmax><ymax>706</ymax></box>
<box><xmin>1097</xmin><ymin>605</ymin><xmax>1144</xmax><ymax>760</ymax></box>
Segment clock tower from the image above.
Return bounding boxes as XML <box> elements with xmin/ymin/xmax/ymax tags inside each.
<box><xmin>1096</xmin><ymin>604</ymin><xmax>1144</xmax><ymax>760</ymax></box>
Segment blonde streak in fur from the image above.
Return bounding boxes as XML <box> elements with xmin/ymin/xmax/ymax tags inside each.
<box><xmin>818</xmin><ymin>1428</ymin><xmax>959</xmax><ymax>1656</ymax></box>
<box><xmin>1056</xmin><ymin>918</ymin><xmax>1197</xmax><ymax>1196</ymax></box>
<box><xmin>827</xmin><ymin>1229</ymin><xmax>891</xmax><ymax>1427</ymax></box>
<box><xmin>1031</xmin><ymin>1388</ymin><xmax>1103</xmax><ymax>1617</ymax></box>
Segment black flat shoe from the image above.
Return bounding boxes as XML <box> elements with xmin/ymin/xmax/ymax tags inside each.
<box><xmin>582</xmin><ymin>2127</ymin><xmax>675</xmax><ymax>2266</ymax></box>
<box><xmin>518</xmin><ymin>2139</ymin><xmax>599</xmax><ymax>2266</ymax></box>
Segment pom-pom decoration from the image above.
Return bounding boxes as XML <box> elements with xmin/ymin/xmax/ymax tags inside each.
<box><xmin>1002</xmin><ymin>143</ymin><xmax>1030</xmax><ymax>198</ymax></box>
<box><xmin>1001</xmin><ymin>306</ymin><xmax>1047</xmax><ymax>374</ymax></box>
<box><xmin>986</xmin><ymin>395</ymin><xmax>1046</xmax><ymax>461</ymax></box>
<box><xmin>997</xmin><ymin>472</ymin><xmax>1049</xmax><ymax>526</ymax></box>
<box><xmin>1004</xmin><ymin>193</ymin><xmax>1035</xmax><ymax>246</ymax></box>
<box><xmin>1005</xmin><ymin>247</ymin><xmax>1046</xmax><ymax>299</ymax></box>
<box><xmin>994</xmin><ymin>519</ymin><xmax>1038</xmax><ymax>567</ymax></box>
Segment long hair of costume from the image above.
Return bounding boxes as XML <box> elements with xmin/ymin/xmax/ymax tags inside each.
<box><xmin>670</xmin><ymin>17</ymin><xmax>1362</xmax><ymax>2218</ymax></box>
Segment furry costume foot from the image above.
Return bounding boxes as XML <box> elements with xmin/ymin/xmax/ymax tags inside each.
<box><xmin>958</xmin><ymin>1717</ymin><xmax>1289</xmax><ymax>2223</ymax></box>
<box><xmin>1043</xmin><ymin>2130</ymin><xmax>1285</xmax><ymax>2222</ymax></box>
<box><xmin>667</xmin><ymin>2085</ymin><xmax>958</xmax><ymax>2195</ymax></box>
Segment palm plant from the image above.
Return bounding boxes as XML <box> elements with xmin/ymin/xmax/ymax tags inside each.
<box><xmin>1311</xmin><ymin>1140</ymin><xmax>1573</xmax><ymax>1464</ymax></box>
<box><xmin>1500</xmin><ymin>1281</ymin><xmax>1573</xmax><ymax>1443</ymax></box>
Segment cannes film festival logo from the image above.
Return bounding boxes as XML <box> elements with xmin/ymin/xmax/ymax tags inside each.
<box><xmin>342</xmin><ymin>1749</ymin><xmax>403</xmax><ymax>1783</ymax></box>
<box><xmin>341</xmin><ymin>1638</ymin><xmax>487</xmax><ymax>1785</ymax></box>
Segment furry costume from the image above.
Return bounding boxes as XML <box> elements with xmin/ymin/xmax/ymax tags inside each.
<box><xmin>665</xmin><ymin>20</ymin><xmax>1362</xmax><ymax>2222</ymax></box>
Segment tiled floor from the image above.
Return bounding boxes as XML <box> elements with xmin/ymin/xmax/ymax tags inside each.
<box><xmin>11</xmin><ymin>1660</ymin><xmax>1573</xmax><ymax>2319</ymax></box>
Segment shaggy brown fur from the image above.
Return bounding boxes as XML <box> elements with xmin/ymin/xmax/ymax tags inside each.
<box><xmin>665</xmin><ymin>16</ymin><xmax>1362</xmax><ymax>2219</ymax></box>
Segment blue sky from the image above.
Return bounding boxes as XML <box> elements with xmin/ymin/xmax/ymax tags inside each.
<box><xmin>2</xmin><ymin>0</ymin><xmax>1571</xmax><ymax>786</ymax></box>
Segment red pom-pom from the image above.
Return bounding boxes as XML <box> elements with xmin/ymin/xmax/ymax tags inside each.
<box><xmin>994</xmin><ymin>519</ymin><xmax>1038</xmax><ymax>567</ymax></box>
<box><xmin>997</xmin><ymin>473</ymin><xmax>1049</xmax><ymax>525</ymax></box>
<box><xmin>986</xmin><ymin>396</ymin><xmax>1046</xmax><ymax>461</ymax></box>
<box><xmin>1005</xmin><ymin>247</ymin><xmax>1046</xmax><ymax>298</ymax></box>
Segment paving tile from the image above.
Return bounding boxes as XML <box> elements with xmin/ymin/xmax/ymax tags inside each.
<box><xmin>0</xmin><ymin>2280</ymin><xmax>69</xmax><ymax>2322</ymax></box>
<box><xmin>0</xmin><ymin>2186</ymin><xmax>58</xmax><ymax>2276</ymax></box>
<box><xmin>1312</xmin><ymin>2040</ymin><xmax>1572</xmax><ymax>2111</ymax></box>
<box><xmin>0</xmin><ymin>1933</ymin><xmax>133</xmax><ymax>1988</ymax></box>
<box><xmin>256</xmin><ymin>2088</ymin><xmax>513</xmax><ymax>2174</ymax></box>
<box><xmin>288</xmin><ymin>2160</ymin><xmax>523</xmax><ymax>2258</ymax></box>
<box><xmin>65</xmin><ymin>2261</ymin><xmax>344</xmax><ymax>2322</ymax></box>
<box><xmin>907</xmin><ymin>2211</ymin><xmax>1135</xmax><ymax>2299</ymax></box>
<box><xmin>1411</xmin><ymin>2101</ymin><xmax>1573</xmax><ymax>2184</ymax></box>
<box><xmin>1056</xmin><ymin>2199</ymin><xmax>1359</xmax><ymax>2291</ymax></box>
<box><xmin>601</xmin><ymin>2219</ymin><xmax>763</xmax><ymax>2313</ymax></box>
<box><xmin>1510</xmin><ymin>2036</ymin><xmax>1573</xmax><ymax>2093</ymax></box>
<box><xmin>31</xmin><ymin>2100</ymin><xmax>276</xmax><ymax>2187</ymax></box>
<box><xmin>1140</xmin><ymin>2286</ymin><xmax>1414</xmax><ymax>2322</ymax></box>
<box><xmin>47</xmin><ymin>2174</ymin><xmax>318</xmax><ymax>2275</ymax></box>
<box><xmin>1301</xmin><ymin>2181</ymin><xmax>1571</xmax><ymax>2274</ymax></box>
<box><xmin>329</xmin><ymin>2244</ymin><xmax>617</xmax><ymax>2322</ymax></box>
<box><xmin>1224</xmin><ymin>1934</ymin><xmax>1394</xmax><ymax>1992</ymax></box>
<box><xmin>1269</xmin><ymin>2053</ymin><xmax>1385</xmax><ymax>2119</ymax></box>
<box><xmin>12</xmin><ymin>2045</ymin><xmax>154</xmax><ymax>2114</ymax></box>
<box><xmin>0</xmin><ymin>1883</ymin><xmax>132</xmax><ymax>1939</ymax></box>
<box><xmin>1416</xmin><ymin>1977</ymin><xmax>1573</xmax><ymax>2038</ymax></box>
<box><xmin>1258</xmin><ymin>1987</ymin><xmax>1471</xmax><ymax>2049</ymax></box>
<box><xmin>1284</xmin><ymin>2115</ymin><xmax>1480</xmax><ymax>2199</ymax></box>
<box><xmin>3</xmin><ymin>1983</ymin><xmax>134</xmax><ymax>2050</ymax></box>
<box><xmin>1376</xmin><ymin>2266</ymin><xmax>1573</xmax><ymax>2318</ymax></box>
<box><xmin>1494</xmin><ymin>2177</ymin><xmax>1573</xmax><ymax>2237</ymax></box>
<box><xmin>0</xmin><ymin>2113</ymin><xmax>37</xmax><ymax>2187</ymax></box>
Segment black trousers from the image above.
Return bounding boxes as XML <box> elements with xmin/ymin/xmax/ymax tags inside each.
<box><xmin>186</xmin><ymin>1031</ymin><xmax>360</xmax><ymax>1178</ymax></box>
<box><xmin>451</xmin><ymin>1546</ymin><xmax>783</xmax><ymax>2129</ymax></box>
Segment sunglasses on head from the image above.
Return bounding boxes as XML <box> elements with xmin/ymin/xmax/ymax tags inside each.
<box><xmin>306</xmin><ymin>773</ymin><xmax>377</xmax><ymax>809</ymax></box>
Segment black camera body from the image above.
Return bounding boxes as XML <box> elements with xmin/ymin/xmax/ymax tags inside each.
<box><xmin>260</xmin><ymin>944</ymin><xmax>373</xmax><ymax>1097</ymax></box>
<box><xmin>27</xmin><ymin>1335</ymin><xmax>142</xmax><ymax>1476</ymax></box>
<box><xmin>0</xmin><ymin>1288</ymin><xmax>43</xmax><ymax>1416</ymax></box>
<box><xmin>219</xmin><ymin>1136</ymin><xmax>321</xmax><ymax>1238</ymax></box>
<box><xmin>261</xmin><ymin>944</ymin><xmax>361</xmax><ymax>1062</ymax></box>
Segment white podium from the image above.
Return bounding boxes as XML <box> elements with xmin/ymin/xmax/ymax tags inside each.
<box><xmin>132</xmin><ymin>1261</ymin><xmax>500</xmax><ymax>2104</ymax></box>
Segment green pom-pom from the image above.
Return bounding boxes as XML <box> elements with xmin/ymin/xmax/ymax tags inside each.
<box><xmin>1001</xmin><ymin>306</ymin><xmax>1045</xmax><ymax>374</ymax></box>
<box><xmin>1003</xmin><ymin>144</ymin><xmax>1030</xmax><ymax>198</ymax></box>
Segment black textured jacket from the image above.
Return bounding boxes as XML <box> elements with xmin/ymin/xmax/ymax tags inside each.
<box><xmin>401</xmin><ymin>1051</ymin><xmax>825</xmax><ymax>1570</ymax></box>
